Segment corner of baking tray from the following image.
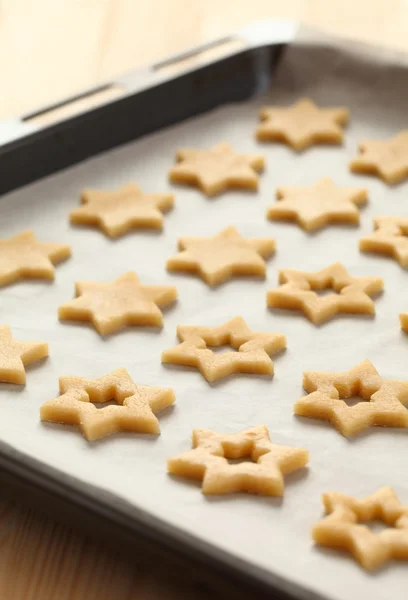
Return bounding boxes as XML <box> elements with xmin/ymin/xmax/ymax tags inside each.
<box><xmin>0</xmin><ymin>19</ymin><xmax>297</xmax><ymax>149</ymax></box>
<box><xmin>236</xmin><ymin>19</ymin><xmax>298</xmax><ymax>48</ymax></box>
<box><xmin>121</xmin><ymin>18</ymin><xmax>298</xmax><ymax>89</ymax></box>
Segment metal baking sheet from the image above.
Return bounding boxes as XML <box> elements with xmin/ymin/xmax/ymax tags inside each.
<box><xmin>1</xmin><ymin>25</ymin><xmax>408</xmax><ymax>600</ymax></box>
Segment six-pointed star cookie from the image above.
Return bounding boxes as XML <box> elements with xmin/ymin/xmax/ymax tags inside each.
<box><xmin>359</xmin><ymin>216</ymin><xmax>408</xmax><ymax>267</ymax></box>
<box><xmin>70</xmin><ymin>184</ymin><xmax>174</xmax><ymax>237</ymax></box>
<box><xmin>168</xmin><ymin>425</ymin><xmax>308</xmax><ymax>496</ymax></box>
<box><xmin>267</xmin><ymin>262</ymin><xmax>383</xmax><ymax>325</ymax></box>
<box><xmin>295</xmin><ymin>360</ymin><xmax>408</xmax><ymax>437</ymax></box>
<box><xmin>161</xmin><ymin>316</ymin><xmax>286</xmax><ymax>382</ymax></box>
<box><xmin>40</xmin><ymin>368</ymin><xmax>175</xmax><ymax>440</ymax></box>
<box><xmin>0</xmin><ymin>325</ymin><xmax>48</xmax><ymax>384</ymax></box>
<box><xmin>350</xmin><ymin>130</ymin><xmax>408</xmax><ymax>184</ymax></box>
<box><xmin>0</xmin><ymin>230</ymin><xmax>71</xmax><ymax>287</ymax></box>
<box><xmin>166</xmin><ymin>226</ymin><xmax>275</xmax><ymax>286</ymax></box>
<box><xmin>267</xmin><ymin>178</ymin><xmax>367</xmax><ymax>231</ymax></box>
<box><xmin>313</xmin><ymin>487</ymin><xmax>408</xmax><ymax>570</ymax></box>
<box><xmin>168</xmin><ymin>143</ymin><xmax>265</xmax><ymax>196</ymax></box>
<box><xmin>58</xmin><ymin>271</ymin><xmax>177</xmax><ymax>335</ymax></box>
<box><xmin>256</xmin><ymin>98</ymin><xmax>349</xmax><ymax>151</ymax></box>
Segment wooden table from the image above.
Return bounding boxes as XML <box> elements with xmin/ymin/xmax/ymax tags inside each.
<box><xmin>0</xmin><ymin>1</ymin><xmax>405</xmax><ymax>598</ymax></box>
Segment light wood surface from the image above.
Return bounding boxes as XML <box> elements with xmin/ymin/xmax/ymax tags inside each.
<box><xmin>0</xmin><ymin>1</ymin><xmax>406</xmax><ymax>598</ymax></box>
<box><xmin>1</xmin><ymin>0</ymin><xmax>408</xmax><ymax>118</ymax></box>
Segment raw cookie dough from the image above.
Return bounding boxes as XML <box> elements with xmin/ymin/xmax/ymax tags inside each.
<box><xmin>70</xmin><ymin>184</ymin><xmax>174</xmax><ymax>237</ymax></box>
<box><xmin>166</xmin><ymin>226</ymin><xmax>275</xmax><ymax>287</ymax></box>
<box><xmin>256</xmin><ymin>98</ymin><xmax>349</xmax><ymax>151</ymax></box>
<box><xmin>168</xmin><ymin>425</ymin><xmax>308</xmax><ymax>496</ymax></box>
<box><xmin>40</xmin><ymin>368</ymin><xmax>175</xmax><ymax>440</ymax></box>
<box><xmin>400</xmin><ymin>312</ymin><xmax>408</xmax><ymax>332</ymax></box>
<box><xmin>266</xmin><ymin>178</ymin><xmax>367</xmax><ymax>232</ymax></box>
<box><xmin>59</xmin><ymin>271</ymin><xmax>177</xmax><ymax>335</ymax></box>
<box><xmin>168</xmin><ymin>143</ymin><xmax>265</xmax><ymax>196</ymax></box>
<box><xmin>0</xmin><ymin>325</ymin><xmax>48</xmax><ymax>385</ymax></box>
<box><xmin>0</xmin><ymin>230</ymin><xmax>71</xmax><ymax>287</ymax></box>
<box><xmin>161</xmin><ymin>316</ymin><xmax>286</xmax><ymax>382</ymax></box>
<box><xmin>295</xmin><ymin>360</ymin><xmax>408</xmax><ymax>437</ymax></box>
<box><xmin>359</xmin><ymin>216</ymin><xmax>408</xmax><ymax>267</ymax></box>
<box><xmin>267</xmin><ymin>262</ymin><xmax>383</xmax><ymax>325</ymax></box>
<box><xmin>313</xmin><ymin>487</ymin><xmax>408</xmax><ymax>571</ymax></box>
<box><xmin>350</xmin><ymin>130</ymin><xmax>408</xmax><ymax>184</ymax></box>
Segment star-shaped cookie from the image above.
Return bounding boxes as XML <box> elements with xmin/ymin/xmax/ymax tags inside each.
<box><xmin>70</xmin><ymin>184</ymin><xmax>174</xmax><ymax>237</ymax></box>
<box><xmin>166</xmin><ymin>226</ymin><xmax>275</xmax><ymax>286</ymax></box>
<box><xmin>350</xmin><ymin>130</ymin><xmax>408</xmax><ymax>184</ymax></box>
<box><xmin>161</xmin><ymin>316</ymin><xmax>286</xmax><ymax>382</ymax></box>
<box><xmin>168</xmin><ymin>425</ymin><xmax>308</xmax><ymax>496</ymax></box>
<box><xmin>267</xmin><ymin>262</ymin><xmax>383</xmax><ymax>325</ymax></box>
<box><xmin>266</xmin><ymin>178</ymin><xmax>368</xmax><ymax>232</ymax></box>
<box><xmin>400</xmin><ymin>312</ymin><xmax>408</xmax><ymax>333</ymax></box>
<box><xmin>58</xmin><ymin>271</ymin><xmax>177</xmax><ymax>335</ymax></box>
<box><xmin>295</xmin><ymin>360</ymin><xmax>408</xmax><ymax>437</ymax></box>
<box><xmin>359</xmin><ymin>217</ymin><xmax>408</xmax><ymax>267</ymax></box>
<box><xmin>313</xmin><ymin>487</ymin><xmax>408</xmax><ymax>570</ymax></box>
<box><xmin>40</xmin><ymin>368</ymin><xmax>175</xmax><ymax>440</ymax></box>
<box><xmin>256</xmin><ymin>98</ymin><xmax>349</xmax><ymax>151</ymax></box>
<box><xmin>0</xmin><ymin>325</ymin><xmax>48</xmax><ymax>384</ymax></box>
<box><xmin>0</xmin><ymin>230</ymin><xmax>71</xmax><ymax>287</ymax></box>
<box><xmin>168</xmin><ymin>143</ymin><xmax>265</xmax><ymax>196</ymax></box>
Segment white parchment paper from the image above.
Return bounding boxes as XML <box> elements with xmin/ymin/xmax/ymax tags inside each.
<box><xmin>1</xmin><ymin>29</ymin><xmax>408</xmax><ymax>600</ymax></box>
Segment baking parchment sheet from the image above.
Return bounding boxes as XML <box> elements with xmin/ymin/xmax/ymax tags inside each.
<box><xmin>1</xmin><ymin>26</ymin><xmax>408</xmax><ymax>600</ymax></box>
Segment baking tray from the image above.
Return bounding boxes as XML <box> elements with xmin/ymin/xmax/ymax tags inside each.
<box><xmin>1</xmin><ymin>19</ymin><xmax>408</xmax><ymax>600</ymax></box>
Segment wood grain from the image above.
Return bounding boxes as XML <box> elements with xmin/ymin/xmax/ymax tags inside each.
<box><xmin>1</xmin><ymin>0</ymin><xmax>407</xmax><ymax>118</ymax></box>
<box><xmin>0</xmin><ymin>1</ymin><xmax>405</xmax><ymax>598</ymax></box>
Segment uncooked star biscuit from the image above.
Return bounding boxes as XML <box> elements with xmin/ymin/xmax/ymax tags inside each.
<box><xmin>400</xmin><ymin>312</ymin><xmax>408</xmax><ymax>332</ymax></box>
<box><xmin>256</xmin><ymin>98</ymin><xmax>349</xmax><ymax>151</ymax></box>
<box><xmin>350</xmin><ymin>130</ymin><xmax>408</xmax><ymax>184</ymax></box>
<box><xmin>0</xmin><ymin>230</ymin><xmax>71</xmax><ymax>287</ymax></box>
<box><xmin>40</xmin><ymin>368</ymin><xmax>175</xmax><ymax>440</ymax></box>
<box><xmin>168</xmin><ymin>425</ymin><xmax>308</xmax><ymax>496</ymax></box>
<box><xmin>166</xmin><ymin>226</ymin><xmax>275</xmax><ymax>286</ymax></box>
<box><xmin>0</xmin><ymin>325</ymin><xmax>48</xmax><ymax>384</ymax></box>
<box><xmin>161</xmin><ymin>316</ymin><xmax>286</xmax><ymax>382</ymax></box>
<box><xmin>267</xmin><ymin>178</ymin><xmax>367</xmax><ymax>232</ymax></box>
<box><xmin>168</xmin><ymin>143</ymin><xmax>265</xmax><ymax>196</ymax></box>
<box><xmin>359</xmin><ymin>217</ymin><xmax>408</xmax><ymax>267</ymax></box>
<box><xmin>70</xmin><ymin>184</ymin><xmax>174</xmax><ymax>237</ymax></box>
<box><xmin>295</xmin><ymin>360</ymin><xmax>408</xmax><ymax>437</ymax></box>
<box><xmin>267</xmin><ymin>262</ymin><xmax>383</xmax><ymax>325</ymax></box>
<box><xmin>313</xmin><ymin>487</ymin><xmax>408</xmax><ymax>570</ymax></box>
<box><xmin>58</xmin><ymin>271</ymin><xmax>177</xmax><ymax>335</ymax></box>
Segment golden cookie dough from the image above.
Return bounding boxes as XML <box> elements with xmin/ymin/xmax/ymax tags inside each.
<box><xmin>400</xmin><ymin>312</ymin><xmax>408</xmax><ymax>332</ymax></box>
<box><xmin>168</xmin><ymin>143</ymin><xmax>265</xmax><ymax>196</ymax></box>
<box><xmin>350</xmin><ymin>130</ymin><xmax>408</xmax><ymax>184</ymax></box>
<box><xmin>256</xmin><ymin>98</ymin><xmax>349</xmax><ymax>151</ymax></box>
<box><xmin>295</xmin><ymin>360</ymin><xmax>408</xmax><ymax>437</ymax></box>
<box><xmin>40</xmin><ymin>368</ymin><xmax>175</xmax><ymax>440</ymax></box>
<box><xmin>0</xmin><ymin>325</ymin><xmax>48</xmax><ymax>385</ymax></box>
<box><xmin>267</xmin><ymin>178</ymin><xmax>367</xmax><ymax>232</ymax></box>
<box><xmin>359</xmin><ymin>217</ymin><xmax>408</xmax><ymax>267</ymax></box>
<box><xmin>166</xmin><ymin>226</ymin><xmax>275</xmax><ymax>287</ymax></box>
<box><xmin>313</xmin><ymin>487</ymin><xmax>408</xmax><ymax>570</ymax></box>
<box><xmin>267</xmin><ymin>262</ymin><xmax>383</xmax><ymax>325</ymax></box>
<box><xmin>70</xmin><ymin>184</ymin><xmax>174</xmax><ymax>237</ymax></box>
<box><xmin>161</xmin><ymin>316</ymin><xmax>286</xmax><ymax>382</ymax></box>
<box><xmin>0</xmin><ymin>230</ymin><xmax>71</xmax><ymax>287</ymax></box>
<box><xmin>59</xmin><ymin>271</ymin><xmax>177</xmax><ymax>335</ymax></box>
<box><xmin>168</xmin><ymin>425</ymin><xmax>309</xmax><ymax>496</ymax></box>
